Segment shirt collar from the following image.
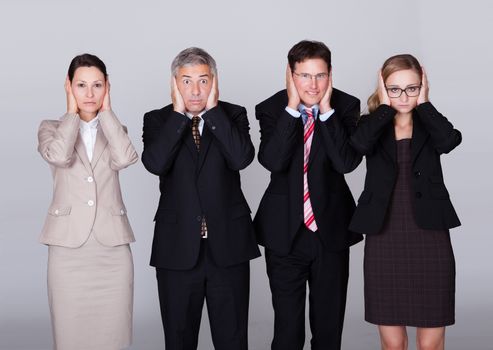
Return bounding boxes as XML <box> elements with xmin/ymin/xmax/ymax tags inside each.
<box><xmin>80</xmin><ymin>116</ymin><xmax>99</xmax><ymax>130</ymax></box>
<box><xmin>299</xmin><ymin>104</ymin><xmax>319</xmax><ymax>120</ymax></box>
<box><xmin>185</xmin><ymin>110</ymin><xmax>206</xmax><ymax>119</ymax></box>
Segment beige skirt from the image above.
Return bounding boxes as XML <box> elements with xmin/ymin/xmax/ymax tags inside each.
<box><xmin>47</xmin><ymin>232</ymin><xmax>133</xmax><ymax>350</ymax></box>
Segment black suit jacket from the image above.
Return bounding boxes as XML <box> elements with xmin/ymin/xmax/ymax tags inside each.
<box><xmin>254</xmin><ymin>89</ymin><xmax>364</xmax><ymax>255</ymax></box>
<box><xmin>142</xmin><ymin>101</ymin><xmax>261</xmax><ymax>269</ymax></box>
<box><xmin>349</xmin><ymin>102</ymin><xmax>462</xmax><ymax>235</ymax></box>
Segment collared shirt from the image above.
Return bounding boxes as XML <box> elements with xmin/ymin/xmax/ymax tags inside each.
<box><xmin>285</xmin><ymin>104</ymin><xmax>335</xmax><ymax>123</ymax></box>
<box><xmin>79</xmin><ymin>116</ymin><xmax>99</xmax><ymax>162</ymax></box>
<box><xmin>185</xmin><ymin>110</ymin><xmax>206</xmax><ymax>135</ymax></box>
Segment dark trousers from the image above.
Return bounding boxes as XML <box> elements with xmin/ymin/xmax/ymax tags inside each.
<box><xmin>156</xmin><ymin>240</ymin><xmax>250</xmax><ymax>350</ymax></box>
<box><xmin>265</xmin><ymin>226</ymin><xmax>350</xmax><ymax>350</ymax></box>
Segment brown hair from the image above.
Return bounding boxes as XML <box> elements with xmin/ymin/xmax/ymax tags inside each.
<box><xmin>288</xmin><ymin>40</ymin><xmax>331</xmax><ymax>72</ymax></box>
<box><xmin>68</xmin><ymin>53</ymin><xmax>108</xmax><ymax>82</ymax></box>
<box><xmin>367</xmin><ymin>54</ymin><xmax>422</xmax><ymax>113</ymax></box>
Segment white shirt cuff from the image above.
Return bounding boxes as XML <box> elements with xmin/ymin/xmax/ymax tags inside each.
<box><xmin>319</xmin><ymin>109</ymin><xmax>335</xmax><ymax>122</ymax></box>
<box><xmin>285</xmin><ymin>106</ymin><xmax>301</xmax><ymax>118</ymax></box>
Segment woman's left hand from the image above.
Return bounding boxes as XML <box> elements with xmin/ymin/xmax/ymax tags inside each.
<box><xmin>101</xmin><ymin>79</ymin><xmax>111</xmax><ymax>111</ymax></box>
<box><xmin>418</xmin><ymin>67</ymin><xmax>429</xmax><ymax>105</ymax></box>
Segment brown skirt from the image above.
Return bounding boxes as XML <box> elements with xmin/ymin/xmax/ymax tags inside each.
<box><xmin>48</xmin><ymin>232</ymin><xmax>133</xmax><ymax>350</ymax></box>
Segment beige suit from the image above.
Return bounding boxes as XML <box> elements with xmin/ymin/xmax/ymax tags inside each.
<box><xmin>38</xmin><ymin>110</ymin><xmax>138</xmax><ymax>247</ymax></box>
<box><xmin>38</xmin><ymin>110</ymin><xmax>138</xmax><ymax>350</ymax></box>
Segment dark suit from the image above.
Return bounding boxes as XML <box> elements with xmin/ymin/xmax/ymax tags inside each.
<box><xmin>349</xmin><ymin>102</ymin><xmax>461</xmax><ymax>235</ymax></box>
<box><xmin>142</xmin><ymin>101</ymin><xmax>260</xmax><ymax>350</ymax></box>
<box><xmin>254</xmin><ymin>89</ymin><xmax>363</xmax><ymax>350</ymax></box>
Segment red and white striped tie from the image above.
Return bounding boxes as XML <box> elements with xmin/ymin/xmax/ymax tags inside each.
<box><xmin>303</xmin><ymin>108</ymin><xmax>318</xmax><ymax>232</ymax></box>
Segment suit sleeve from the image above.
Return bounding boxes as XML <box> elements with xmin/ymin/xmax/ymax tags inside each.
<box><xmin>415</xmin><ymin>102</ymin><xmax>462</xmax><ymax>154</ymax></box>
<box><xmin>141</xmin><ymin>110</ymin><xmax>190</xmax><ymax>176</ymax></box>
<box><xmin>202</xmin><ymin>105</ymin><xmax>255</xmax><ymax>171</ymax></box>
<box><xmin>37</xmin><ymin>113</ymin><xmax>79</xmax><ymax>168</ymax></box>
<box><xmin>98</xmin><ymin>110</ymin><xmax>138</xmax><ymax>171</ymax></box>
<box><xmin>318</xmin><ymin>98</ymin><xmax>363</xmax><ymax>173</ymax></box>
<box><xmin>350</xmin><ymin>104</ymin><xmax>396</xmax><ymax>155</ymax></box>
<box><xmin>257</xmin><ymin>106</ymin><xmax>300</xmax><ymax>173</ymax></box>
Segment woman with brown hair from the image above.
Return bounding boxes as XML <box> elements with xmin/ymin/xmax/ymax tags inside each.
<box><xmin>349</xmin><ymin>54</ymin><xmax>461</xmax><ymax>350</ymax></box>
<box><xmin>38</xmin><ymin>53</ymin><xmax>138</xmax><ymax>349</ymax></box>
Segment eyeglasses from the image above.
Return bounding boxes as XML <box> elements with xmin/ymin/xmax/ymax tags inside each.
<box><xmin>386</xmin><ymin>85</ymin><xmax>422</xmax><ymax>98</ymax></box>
<box><xmin>293</xmin><ymin>72</ymin><xmax>329</xmax><ymax>82</ymax></box>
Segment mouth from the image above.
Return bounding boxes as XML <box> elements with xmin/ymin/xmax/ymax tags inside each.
<box><xmin>305</xmin><ymin>91</ymin><xmax>319</xmax><ymax>96</ymax></box>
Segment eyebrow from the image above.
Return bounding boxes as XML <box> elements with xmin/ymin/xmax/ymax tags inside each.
<box><xmin>386</xmin><ymin>83</ymin><xmax>420</xmax><ymax>88</ymax></box>
<box><xmin>75</xmin><ymin>80</ymin><xmax>104</xmax><ymax>83</ymax></box>
<box><xmin>181</xmin><ymin>74</ymin><xmax>210</xmax><ymax>78</ymax></box>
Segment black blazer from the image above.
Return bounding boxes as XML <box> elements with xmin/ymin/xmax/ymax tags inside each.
<box><xmin>142</xmin><ymin>101</ymin><xmax>261</xmax><ymax>269</ymax></box>
<box><xmin>349</xmin><ymin>102</ymin><xmax>462</xmax><ymax>235</ymax></box>
<box><xmin>254</xmin><ymin>89</ymin><xmax>364</xmax><ymax>255</ymax></box>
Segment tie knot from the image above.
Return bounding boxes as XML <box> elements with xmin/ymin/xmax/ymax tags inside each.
<box><xmin>304</xmin><ymin>108</ymin><xmax>315</xmax><ymax>120</ymax></box>
<box><xmin>192</xmin><ymin>116</ymin><xmax>201</xmax><ymax>126</ymax></box>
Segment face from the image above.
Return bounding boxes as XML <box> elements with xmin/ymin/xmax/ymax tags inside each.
<box><xmin>292</xmin><ymin>58</ymin><xmax>330</xmax><ymax>107</ymax></box>
<box><xmin>71</xmin><ymin>66</ymin><xmax>106</xmax><ymax>118</ymax></box>
<box><xmin>385</xmin><ymin>69</ymin><xmax>421</xmax><ymax>114</ymax></box>
<box><xmin>176</xmin><ymin>64</ymin><xmax>213</xmax><ymax>114</ymax></box>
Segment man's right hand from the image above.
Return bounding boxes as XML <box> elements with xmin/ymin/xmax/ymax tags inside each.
<box><xmin>171</xmin><ymin>76</ymin><xmax>186</xmax><ymax>113</ymax></box>
<box><xmin>286</xmin><ymin>64</ymin><xmax>300</xmax><ymax>110</ymax></box>
<box><xmin>65</xmin><ymin>76</ymin><xmax>78</xmax><ymax>114</ymax></box>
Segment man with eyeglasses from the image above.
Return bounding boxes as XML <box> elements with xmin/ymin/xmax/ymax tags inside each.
<box><xmin>254</xmin><ymin>40</ymin><xmax>363</xmax><ymax>350</ymax></box>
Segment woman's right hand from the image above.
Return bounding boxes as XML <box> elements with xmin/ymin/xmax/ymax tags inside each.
<box><xmin>65</xmin><ymin>76</ymin><xmax>78</xmax><ymax>114</ymax></box>
<box><xmin>377</xmin><ymin>70</ymin><xmax>390</xmax><ymax>106</ymax></box>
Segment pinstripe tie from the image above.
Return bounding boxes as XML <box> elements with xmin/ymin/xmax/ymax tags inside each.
<box><xmin>303</xmin><ymin>108</ymin><xmax>318</xmax><ymax>232</ymax></box>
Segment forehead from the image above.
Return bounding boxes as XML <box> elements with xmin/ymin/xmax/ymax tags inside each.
<box><xmin>386</xmin><ymin>69</ymin><xmax>421</xmax><ymax>86</ymax></box>
<box><xmin>294</xmin><ymin>58</ymin><xmax>328</xmax><ymax>72</ymax></box>
<box><xmin>73</xmin><ymin>66</ymin><xmax>105</xmax><ymax>81</ymax></box>
<box><xmin>177</xmin><ymin>64</ymin><xmax>211</xmax><ymax>77</ymax></box>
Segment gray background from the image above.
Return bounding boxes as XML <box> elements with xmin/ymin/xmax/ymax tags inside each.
<box><xmin>1</xmin><ymin>0</ymin><xmax>492</xmax><ymax>349</ymax></box>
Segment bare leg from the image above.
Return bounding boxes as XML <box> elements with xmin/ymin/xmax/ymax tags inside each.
<box><xmin>416</xmin><ymin>327</ymin><xmax>445</xmax><ymax>350</ymax></box>
<box><xmin>378</xmin><ymin>325</ymin><xmax>408</xmax><ymax>350</ymax></box>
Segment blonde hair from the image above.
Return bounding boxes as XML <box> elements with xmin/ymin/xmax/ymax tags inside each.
<box><xmin>367</xmin><ymin>54</ymin><xmax>423</xmax><ymax>113</ymax></box>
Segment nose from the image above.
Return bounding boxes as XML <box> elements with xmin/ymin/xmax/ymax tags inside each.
<box><xmin>309</xmin><ymin>76</ymin><xmax>317</xmax><ymax>89</ymax></box>
<box><xmin>86</xmin><ymin>87</ymin><xmax>94</xmax><ymax>98</ymax></box>
<box><xmin>191</xmin><ymin>82</ymin><xmax>200</xmax><ymax>96</ymax></box>
<box><xmin>399</xmin><ymin>91</ymin><xmax>409</xmax><ymax>102</ymax></box>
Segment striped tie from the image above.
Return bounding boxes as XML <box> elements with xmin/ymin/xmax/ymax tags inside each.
<box><xmin>192</xmin><ymin>116</ymin><xmax>208</xmax><ymax>238</ymax></box>
<box><xmin>303</xmin><ymin>108</ymin><xmax>318</xmax><ymax>232</ymax></box>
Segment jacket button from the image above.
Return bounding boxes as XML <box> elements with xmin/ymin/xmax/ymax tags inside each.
<box><xmin>211</xmin><ymin>125</ymin><xmax>216</xmax><ymax>130</ymax></box>
<box><xmin>415</xmin><ymin>192</ymin><xmax>422</xmax><ymax>198</ymax></box>
<box><xmin>196</xmin><ymin>215</ymin><xmax>202</xmax><ymax>222</ymax></box>
<box><xmin>414</xmin><ymin>171</ymin><xmax>421</xmax><ymax>178</ymax></box>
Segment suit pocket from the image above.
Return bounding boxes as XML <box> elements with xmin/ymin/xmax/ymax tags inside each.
<box><xmin>48</xmin><ymin>205</ymin><xmax>72</xmax><ymax>216</ymax></box>
<box><xmin>155</xmin><ymin>209</ymin><xmax>178</xmax><ymax>223</ymax></box>
<box><xmin>428</xmin><ymin>176</ymin><xmax>449</xmax><ymax>199</ymax></box>
<box><xmin>357</xmin><ymin>190</ymin><xmax>372</xmax><ymax>204</ymax></box>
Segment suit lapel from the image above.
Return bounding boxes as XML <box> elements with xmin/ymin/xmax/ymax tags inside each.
<box><xmin>74</xmin><ymin>134</ymin><xmax>92</xmax><ymax>172</ymax></box>
<box><xmin>91</xmin><ymin>127</ymin><xmax>108</xmax><ymax>169</ymax></box>
<box><xmin>380</xmin><ymin>124</ymin><xmax>397</xmax><ymax>164</ymax></box>
<box><xmin>411</xmin><ymin>112</ymin><xmax>429</xmax><ymax>164</ymax></box>
<box><xmin>197</xmin><ymin>126</ymin><xmax>213</xmax><ymax>174</ymax></box>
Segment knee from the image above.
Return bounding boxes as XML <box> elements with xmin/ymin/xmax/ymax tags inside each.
<box><xmin>416</xmin><ymin>336</ymin><xmax>444</xmax><ymax>350</ymax></box>
<box><xmin>381</xmin><ymin>337</ymin><xmax>407</xmax><ymax>350</ymax></box>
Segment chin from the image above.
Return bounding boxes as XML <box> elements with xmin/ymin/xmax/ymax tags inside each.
<box><xmin>301</xmin><ymin>96</ymin><xmax>321</xmax><ymax>107</ymax></box>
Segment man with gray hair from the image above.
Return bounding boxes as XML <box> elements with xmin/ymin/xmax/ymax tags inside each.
<box><xmin>142</xmin><ymin>47</ymin><xmax>260</xmax><ymax>350</ymax></box>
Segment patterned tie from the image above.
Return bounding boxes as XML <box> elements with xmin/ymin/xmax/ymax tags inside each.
<box><xmin>303</xmin><ymin>108</ymin><xmax>318</xmax><ymax>232</ymax></box>
<box><xmin>192</xmin><ymin>116</ymin><xmax>208</xmax><ymax>238</ymax></box>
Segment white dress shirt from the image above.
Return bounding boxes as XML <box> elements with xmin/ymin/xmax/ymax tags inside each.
<box><xmin>285</xmin><ymin>104</ymin><xmax>335</xmax><ymax>122</ymax></box>
<box><xmin>185</xmin><ymin>111</ymin><xmax>206</xmax><ymax>135</ymax></box>
<box><xmin>79</xmin><ymin>116</ymin><xmax>99</xmax><ymax>162</ymax></box>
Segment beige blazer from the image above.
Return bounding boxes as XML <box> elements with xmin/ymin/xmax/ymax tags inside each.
<box><xmin>38</xmin><ymin>110</ymin><xmax>138</xmax><ymax>248</ymax></box>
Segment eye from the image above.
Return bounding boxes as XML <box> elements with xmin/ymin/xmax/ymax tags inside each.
<box><xmin>390</xmin><ymin>88</ymin><xmax>400</xmax><ymax>93</ymax></box>
<box><xmin>407</xmin><ymin>86</ymin><xmax>417</xmax><ymax>92</ymax></box>
<box><xmin>94</xmin><ymin>83</ymin><xmax>103</xmax><ymax>88</ymax></box>
<box><xmin>200</xmin><ymin>79</ymin><xmax>208</xmax><ymax>84</ymax></box>
<box><xmin>77</xmin><ymin>83</ymin><xmax>85</xmax><ymax>88</ymax></box>
<box><xmin>183</xmin><ymin>79</ymin><xmax>191</xmax><ymax>85</ymax></box>
<box><xmin>300</xmin><ymin>73</ymin><xmax>310</xmax><ymax>79</ymax></box>
<box><xmin>316</xmin><ymin>73</ymin><xmax>328</xmax><ymax>80</ymax></box>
